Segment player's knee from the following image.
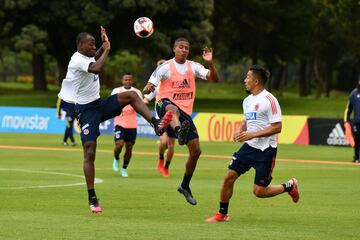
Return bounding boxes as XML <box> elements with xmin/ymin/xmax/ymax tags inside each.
<box><xmin>253</xmin><ymin>187</ymin><xmax>266</xmax><ymax>198</ymax></box>
<box><xmin>190</xmin><ymin>148</ymin><xmax>201</xmax><ymax>159</ymax></box>
<box><xmin>85</xmin><ymin>148</ymin><xmax>96</xmax><ymax>161</ymax></box>
<box><xmin>223</xmin><ymin>174</ymin><xmax>236</xmax><ymax>186</ymax></box>
<box><xmin>166</xmin><ymin>105</ymin><xmax>180</xmax><ymax>116</ymax></box>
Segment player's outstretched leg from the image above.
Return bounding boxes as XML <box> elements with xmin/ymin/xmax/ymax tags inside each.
<box><xmin>153</xmin><ymin>111</ymin><xmax>173</xmax><ymax>136</ymax></box>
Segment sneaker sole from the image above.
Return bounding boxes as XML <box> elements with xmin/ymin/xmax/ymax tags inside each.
<box><xmin>178</xmin><ymin>121</ymin><xmax>190</xmax><ymax>145</ymax></box>
<box><xmin>177</xmin><ymin>186</ymin><xmax>197</xmax><ymax>205</ymax></box>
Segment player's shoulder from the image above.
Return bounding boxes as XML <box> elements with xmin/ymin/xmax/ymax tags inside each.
<box><xmin>111</xmin><ymin>87</ymin><xmax>121</xmax><ymax>94</ymax></box>
<box><xmin>189</xmin><ymin>60</ymin><xmax>204</xmax><ymax>68</ymax></box>
<box><xmin>132</xmin><ymin>87</ymin><xmax>142</xmax><ymax>94</ymax></box>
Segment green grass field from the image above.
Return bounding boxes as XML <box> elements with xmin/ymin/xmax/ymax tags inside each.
<box><xmin>1</xmin><ymin>133</ymin><xmax>359</xmax><ymax>240</ymax></box>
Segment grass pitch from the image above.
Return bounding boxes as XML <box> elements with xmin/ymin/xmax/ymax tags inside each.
<box><xmin>0</xmin><ymin>133</ymin><xmax>359</xmax><ymax>240</ymax></box>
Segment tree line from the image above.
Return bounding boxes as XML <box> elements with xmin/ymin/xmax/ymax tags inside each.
<box><xmin>1</xmin><ymin>0</ymin><xmax>360</xmax><ymax>96</ymax></box>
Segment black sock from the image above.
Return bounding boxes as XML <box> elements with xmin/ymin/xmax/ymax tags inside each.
<box><xmin>114</xmin><ymin>156</ymin><xmax>120</xmax><ymax>160</ymax></box>
<box><xmin>159</xmin><ymin>154</ymin><xmax>164</xmax><ymax>160</ymax></box>
<box><xmin>165</xmin><ymin>161</ymin><xmax>171</xmax><ymax>169</ymax></box>
<box><xmin>219</xmin><ymin>202</ymin><xmax>229</xmax><ymax>214</ymax></box>
<box><xmin>174</xmin><ymin>126</ymin><xmax>180</xmax><ymax>137</ymax></box>
<box><xmin>282</xmin><ymin>181</ymin><xmax>293</xmax><ymax>192</ymax></box>
<box><xmin>88</xmin><ymin>189</ymin><xmax>96</xmax><ymax>199</ymax></box>
<box><xmin>150</xmin><ymin>117</ymin><xmax>157</xmax><ymax>126</ymax></box>
<box><xmin>181</xmin><ymin>174</ymin><xmax>192</xmax><ymax>189</ymax></box>
<box><xmin>123</xmin><ymin>160</ymin><xmax>129</xmax><ymax>169</ymax></box>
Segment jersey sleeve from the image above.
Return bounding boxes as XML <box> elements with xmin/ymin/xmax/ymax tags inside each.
<box><xmin>266</xmin><ymin>95</ymin><xmax>282</xmax><ymax>123</ymax></box>
<box><xmin>192</xmin><ymin>61</ymin><xmax>209</xmax><ymax>80</ymax></box>
<box><xmin>148</xmin><ymin>63</ymin><xmax>170</xmax><ymax>86</ymax></box>
<box><xmin>111</xmin><ymin>88</ymin><xmax>118</xmax><ymax>96</ymax></box>
<box><xmin>72</xmin><ymin>54</ymin><xmax>94</xmax><ymax>73</ymax></box>
<box><xmin>135</xmin><ymin>88</ymin><xmax>143</xmax><ymax>99</ymax></box>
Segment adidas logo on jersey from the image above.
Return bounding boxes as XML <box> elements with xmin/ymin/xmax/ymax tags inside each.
<box><xmin>172</xmin><ymin>79</ymin><xmax>190</xmax><ymax>89</ymax></box>
<box><xmin>326</xmin><ymin>123</ymin><xmax>349</xmax><ymax>146</ymax></box>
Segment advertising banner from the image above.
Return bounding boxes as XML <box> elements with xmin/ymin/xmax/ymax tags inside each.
<box><xmin>0</xmin><ymin>107</ymin><xmax>309</xmax><ymax>144</ymax></box>
<box><xmin>307</xmin><ymin>118</ymin><xmax>350</xmax><ymax>146</ymax></box>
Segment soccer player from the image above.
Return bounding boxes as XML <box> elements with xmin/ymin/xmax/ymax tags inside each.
<box><xmin>59</xmin><ymin>26</ymin><xmax>172</xmax><ymax>213</ymax></box>
<box><xmin>344</xmin><ymin>78</ymin><xmax>360</xmax><ymax>163</ymax></box>
<box><xmin>144</xmin><ymin>59</ymin><xmax>176</xmax><ymax>177</ymax></box>
<box><xmin>206</xmin><ymin>65</ymin><xmax>299</xmax><ymax>222</ymax></box>
<box><xmin>111</xmin><ymin>73</ymin><xmax>143</xmax><ymax>177</ymax></box>
<box><xmin>56</xmin><ymin>98</ymin><xmax>76</xmax><ymax>146</ymax></box>
<box><xmin>143</xmin><ymin>38</ymin><xmax>219</xmax><ymax>205</ymax></box>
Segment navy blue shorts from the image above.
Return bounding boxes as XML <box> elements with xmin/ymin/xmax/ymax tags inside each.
<box><xmin>60</xmin><ymin>100</ymin><xmax>76</xmax><ymax>119</ymax></box>
<box><xmin>75</xmin><ymin>94</ymin><xmax>124</xmax><ymax>143</ymax></box>
<box><xmin>114</xmin><ymin>125</ymin><xmax>137</xmax><ymax>143</ymax></box>
<box><xmin>229</xmin><ymin>143</ymin><xmax>277</xmax><ymax>187</ymax></box>
<box><xmin>155</xmin><ymin>98</ymin><xmax>198</xmax><ymax>143</ymax></box>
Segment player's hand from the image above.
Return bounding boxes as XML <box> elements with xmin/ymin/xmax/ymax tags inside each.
<box><xmin>143</xmin><ymin>83</ymin><xmax>156</xmax><ymax>94</ymax></box>
<box><xmin>202</xmin><ymin>47</ymin><xmax>213</xmax><ymax>63</ymax></box>
<box><xmin>100</xmin><ymin>26</ymin><xmax>108</xmax><ymax>42</ymax></box>
<box><xmin>234</xmin><ymin>131</ymin><xmax>254</xmax><ymax>142</ymax></box>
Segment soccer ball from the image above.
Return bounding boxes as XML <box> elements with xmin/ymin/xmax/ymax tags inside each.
<box><xmin>134</xmin><ymin>17</ymin><xmax>154</xmax><ymax>38</ymax></box>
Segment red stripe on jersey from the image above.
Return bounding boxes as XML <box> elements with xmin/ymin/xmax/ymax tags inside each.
<box><xmin>266</xmin><ymin>94</ymin><xmax>277</xmax><ymax>114</ymax></box>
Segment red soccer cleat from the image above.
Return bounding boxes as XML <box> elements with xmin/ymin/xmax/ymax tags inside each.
<box><xmin>162</xmin><ymin>168</ymin><xmax>169</xmax><ymax>177</ymax></box>
<box><xmin>288</xmin><ymin>178</ymin><xmax>300</xmax><ymax>203</ymax></box>
<box><xmin>154</xmin><ymin>111</ymin><xmax>173</xmax><ymax>136</ymax></box>
<box><xmin>206</xmin><ymin>212</ymin><xmax>230</xmax><ymax>222</ymax></box>
<box><xmin>157</xmin><ymin>159</ymin><xmax>164</xmax><ymax>174</ymax></box>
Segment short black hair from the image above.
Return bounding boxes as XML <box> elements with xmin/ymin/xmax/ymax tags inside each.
<box><xmin>76</xmin><ymin>32</ymin><xmax>91</xmax><ymax>46</ymax></box>
<box><xmin>174</xmin><ymin>37</ymin><xmax>189</xmax><ymax>47</ymax></box>
<box><xmin>249</xmin><ymin>65</ymin><xmax>270</xmax><ymax>84</ymax></box>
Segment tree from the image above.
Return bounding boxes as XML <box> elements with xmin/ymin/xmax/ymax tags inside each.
<box><xmin>13</xmin><ymin>25</ymin><xmax>48</xmax><ymax>90</ymax></box>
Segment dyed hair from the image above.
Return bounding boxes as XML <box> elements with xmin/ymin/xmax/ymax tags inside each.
<box><xmin>249</xmin><ymin>65</ymin><xmax>270</xmax><ymax>84</ymax></box>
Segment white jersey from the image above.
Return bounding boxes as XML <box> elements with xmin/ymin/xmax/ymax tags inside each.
<box><xmin>243</xmin><ymin>89</ymin><xmax>282</xmax><ymax>151</ymax></box>
<box><xmin>111</xmin><ymin>86</ymin><xmax>142</xmax><ymax>98</ymax></box>
<box><xmin>58</xmin><ymin>52</ymin><xmax>99</xmax><ymax>105</ymax></box>
<box><xmin>148</xmin><ymin>58</ymin><xmax>209</xmax><ymax>86</ymax></box>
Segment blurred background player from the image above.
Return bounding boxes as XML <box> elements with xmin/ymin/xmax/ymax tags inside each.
<box><xmin>143</xmin><ymin>38</ymin><xmax>219</xmax><ymax>205</ymax></box>
<box><xmin>206</xmin><ymin>65</ymin><xmax>299</xmax><ymax>222</ymax></box>
<box><xmin>56</xmin><ymin>98</ymin><xmax>76</xmax><ymax>146</ymax></box>
<box><xmin>111</xmin><ymin>73</ymin><xmax>143</xmax><ymax>177</ymax></box>
<box><xmin>144</xmin><ymin>59</ymin><xmax>176</xmax><ymax>177</ymax></box>
<box><xmin>344</xmin><ymin>78</ymin><xmax>360</xmax><ymax>163</ymax></box>
<box><xmin>59</xmin><ymin>27</ymin><xmax>172</xmax><ymax>213</ymax></box>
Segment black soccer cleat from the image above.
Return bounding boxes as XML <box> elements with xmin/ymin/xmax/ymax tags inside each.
<box><xmin>178</xmin><ymin>120</ymin><xmax>190</xmax><ymax>145</ymax></box>
<box><xmin>177</xmin><ymin>185</ymin><xmax>197</xmax><ymax>205</ymax></box>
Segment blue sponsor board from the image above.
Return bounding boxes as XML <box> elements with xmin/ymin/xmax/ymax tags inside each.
<box><xmin>0</xmin><ymin>107</ymin><xmax>158</xmax><ymax>138</ymax></box>
<box><xmin>0</xmin><ymin>107</ymin><xmax>63</xmax><ymax>133</ymax></box>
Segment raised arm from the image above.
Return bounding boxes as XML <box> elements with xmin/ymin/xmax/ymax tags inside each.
<box><xmin>88</xmin><ymin>26</ymin><xmax>110</xmax><ymax>74</ymax></box>
<box><xmin>203</xmin><ymin>47</ymin><xmax>219</xmax><ymax>83</ymax></box>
